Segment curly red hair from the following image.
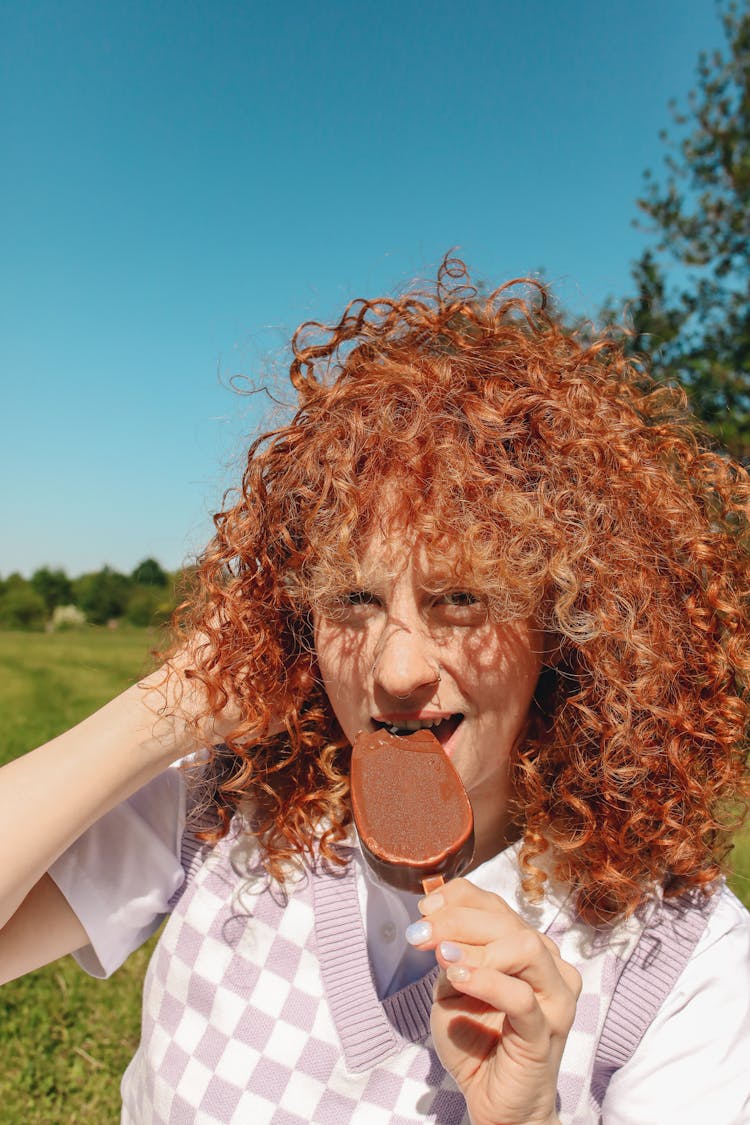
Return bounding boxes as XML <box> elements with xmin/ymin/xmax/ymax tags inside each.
<box><xmin>173</xmin><ymin>257</ymin><xmax>750</xmax><ymax>923</ymax></box>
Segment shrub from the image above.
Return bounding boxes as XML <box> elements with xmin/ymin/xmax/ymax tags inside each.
<box><xmin>124</xmin><ymin>587</ymin><xmax>175</xmax><ymax>627</ymax></box>
<box><xmin>0</xmin><ymin>587</ymin><xmax>47</xmax><ymax>630</ymax></box>
<box><xmin>73</xmin><ymin>568</ymin><xmax>131</xmax><ymax>625</ymax></box>
<box><xmin>31</xmin><ymin>567</ymin><xmax>74</xmax><ymax>612</ymax></box>
<box><xmin>50</xmin><ymin>604</ymin><xmax>87</xmax><ymax>630</ymax></box>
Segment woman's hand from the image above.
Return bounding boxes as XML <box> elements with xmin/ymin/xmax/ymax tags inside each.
<box><xmin>406</xmin><ymin>879</ymin><xmax>581</xmax><ymax>1125</ymax></box>
<box><xmin>155</xmin><ymin>630</ymin><xmax>291</xmax><ymax>751</ymax></box>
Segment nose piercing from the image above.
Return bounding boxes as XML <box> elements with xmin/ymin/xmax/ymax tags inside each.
<box><xmin>371</xmin><ymin>661</ymin><xmax>441</xmax><ymax>685</ymax></box>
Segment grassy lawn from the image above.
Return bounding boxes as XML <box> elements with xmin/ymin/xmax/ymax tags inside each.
<box><xmin>0</xmin><ymin>628</ymin><xmax>162</xmax><ymax>1124</ymax></box>
<box><xmin>0</xmin><ymin>628</ymin><xmax>162</xmax><ymax>769</ymax></box>
<box><xmin>0</xmin><ymin>628</ymin><xmax>748</xmax><ymax>1123</ymax></box>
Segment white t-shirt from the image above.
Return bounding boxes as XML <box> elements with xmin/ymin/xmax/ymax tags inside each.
<box><xmin>49</xmin><ymin>765</ymin><xmax>750</xmax><ymax>1124</ymax></box>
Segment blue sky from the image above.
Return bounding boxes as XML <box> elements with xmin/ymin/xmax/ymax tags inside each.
<box><xmin>1</xmin><ymin>1</ymin><xmax>727</xmax><ymax>577</ymax></box>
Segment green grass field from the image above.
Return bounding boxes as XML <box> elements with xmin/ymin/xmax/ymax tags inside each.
<box><xmin>0</xmin><ymin>629</ymin><xmax>162</xmax><ymax>1124</ymax></box>
<box><xmin>0</xmin><ymin>628</ymin><xmax>748</xmax><ymax>1123</ymax></box>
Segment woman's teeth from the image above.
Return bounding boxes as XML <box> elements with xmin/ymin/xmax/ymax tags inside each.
<box><xmin>385</xmin><ymin>719</ymin><xmax>440</xmax><ymax>734</ymax></box>
<box><xmin>379</xmin><ymin>715</ymin><xmax>463</xmax><ymax>739</ymax></box>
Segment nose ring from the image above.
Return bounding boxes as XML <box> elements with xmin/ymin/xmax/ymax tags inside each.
<box><xmin>371</xmin><ymin>661</ymin><xmax>441</xmax><ymax>685</ymax></box>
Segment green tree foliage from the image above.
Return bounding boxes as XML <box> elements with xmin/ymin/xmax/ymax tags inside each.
<box><xmin>73</xmin><ymin>567</ymin><xmax>131</xmax><ymax>626</ymax></box>
<box><xmin>0</xmin><ymin>560</ymin><xmax>180</xmax><ymax>629</ymax></box>
<box><xmin>615</xmin><ymin>1</ymin><xmax>750</xmax><ymax>460</ymax></box>
<box><xmin>124</xmin><ymin>586</ymin><xmax>175</xmax><ymax>627</ymax></box>
<box><xmin>126</xmin><ymin>559</ymin><xmax>178</xmax><ymax>625</ymax></box>
<box><xmin>0</xmin><ymin>575</ymin><xmax>47</xmax><ymax>629</ymax></box>
<box><xmin>131</xmin><ymin>557</ymin><xmax>168</xmax><ymax>587</ymax></box>
<box><xmin>30</xmin><ymin>567</ymin><xmax>74</xmax><ymax>613</ymax></box>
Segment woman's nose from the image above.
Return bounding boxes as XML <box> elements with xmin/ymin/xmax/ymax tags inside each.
<box><xmin>371</xmin><ymin>622</ymin><xmax>441</xmax><ymax>700</ymax></box>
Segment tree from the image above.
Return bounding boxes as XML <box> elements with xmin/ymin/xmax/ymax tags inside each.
<box><xmin>0</xmin><ymin>579</ymin><xmax>47</xmax><ymax>629</ymax></box>
<box><xmin>124</xmin><ymin>586</ymin><xmax>175</xmax><ymax>627</ymax></box>
<box><xmin>616</xmin><ymin>2</ymin><xmax>750</xmax><ymax>460</ymax></box>
<box><xmin>30</xmin><ymin>566</ymin><xmax>73</xmax><ymax>613</ymax></box>
<box><xmin>73</xmin><ymin>567</ymin><xmax>131</xmax><ymax>625</ymax></box>
<box><xmin>131</xmin><ymin>557</ymin><xmax>168</xmax><ymax>587</ymax></box>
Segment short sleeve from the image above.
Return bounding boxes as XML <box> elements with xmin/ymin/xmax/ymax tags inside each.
<box><xmin>48</xmin><ymin>765</ymin><xmax>187</xmax><ymax>979</ymax></box>
<box><xmin>601</xmin><ymin>886</ymin><xmax>750</xmax><ymax>1124</ymax></box>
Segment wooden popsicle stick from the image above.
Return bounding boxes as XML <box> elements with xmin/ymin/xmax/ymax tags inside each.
<box><xmin>421</xmin><ymin>874</ymin><xmax>445</xmax><ymax>895</ymax></box>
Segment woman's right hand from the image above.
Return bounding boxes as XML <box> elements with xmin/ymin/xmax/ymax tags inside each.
<box><xmin>407</xmin><ymin>879</ymin><xmax>581</xmax><ymax>1125</ymax></box>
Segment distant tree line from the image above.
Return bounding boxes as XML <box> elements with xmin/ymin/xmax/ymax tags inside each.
<box><xmin>0</xmin><ymin>558</ymin><xmax>189</xmax><ymax>630</ymax></box>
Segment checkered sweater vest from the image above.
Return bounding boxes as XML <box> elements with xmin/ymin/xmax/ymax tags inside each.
<box><xmin>121</xmin><ymin>826</ymin><xmax>716</xmax><ymax>1125</ymax></box>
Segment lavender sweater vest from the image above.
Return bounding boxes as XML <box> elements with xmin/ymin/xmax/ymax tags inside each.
<box><xmin>120</xmin><ymin>824</ymin><xmax>716</xmax><ymax>1125</ymax></box>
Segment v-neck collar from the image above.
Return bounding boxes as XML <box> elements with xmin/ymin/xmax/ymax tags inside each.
<box><xmin>314</xmin><ymin>855</ymin><xmax>438</xmax><ymax>1071</ymax></box>
<box><xmin>312</xmin><ymin>836</ymin><xmax>571</xmax><ymax>1072</ymax></box>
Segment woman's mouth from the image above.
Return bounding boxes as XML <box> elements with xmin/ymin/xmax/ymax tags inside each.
<box><xmin>372</xmin><ymin>713</ymin><xmax>464</xmax><ymax>747</ymax></box>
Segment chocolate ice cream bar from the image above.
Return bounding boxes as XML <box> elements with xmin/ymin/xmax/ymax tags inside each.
<box><xmin>350</xmin><ymin>726</ymin><xmax>475</xmax><ymax>894</ymax></box>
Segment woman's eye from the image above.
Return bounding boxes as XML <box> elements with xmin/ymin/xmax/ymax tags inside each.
<box><xmin>346</xmin><ymin>590</ymin><xmax>378</xmax><ymax>606</ymax></box>
<box><xmin>434</xmin><ymin>590</ymin><xmax>487</xmax><ymax>623</ymax></box>
<box><xmin>440</xmin><ymin>591</ymin><xmax>480</xmax><ymax>607</ymax></box>
<box><xmin>325</xmin><ymin>589</ymin><xmax>381</xmax><ymax>623</ymax></box>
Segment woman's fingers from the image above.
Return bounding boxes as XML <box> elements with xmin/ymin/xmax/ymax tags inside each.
<box><xmin>421</xmin><ymin>879</ymin><xmax>581</xmax><ymax>1125</ymax></box>
<box><xmin>437</xmin><ymin>952</ymin><xmax>578</xmax><ymax>1041</ymax></box>
<box><xmin>408</xmin><ymin>879</ymin><xmax>578</xmax><ymax>1004</ymax></box>
<box><xmin>437</xmin><ymin>929</ymin><xmax>581</xmax><ymax>1011</ymax></box>
<box><xmin>406</xmin><ymin>877</ymin><xmax>581</xmax><ymax>1044</ymax></box>
<box><xmin>449</xmin><ymin>968</ymin><xmax>549</xmax><ymax>1040</ymax></box>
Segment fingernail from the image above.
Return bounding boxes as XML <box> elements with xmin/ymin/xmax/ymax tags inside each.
<box><xmin>419</xmin><ymin>892</ymin><xmax>445</xmax><ymax>915</ymax></box>
<box><xmin>439</xmin><ymin>941</ymin><xmax>462</xmax><ymax>962</ymax></box>
<box><xmin>405</xmin><ymin>920</ymin><xmax>433</xmax><ymax>945</ymax></box>
<box><xmin>447</xmin><ymin>964</ymin><xmax>471</xmax><ymax>983</ymax></box>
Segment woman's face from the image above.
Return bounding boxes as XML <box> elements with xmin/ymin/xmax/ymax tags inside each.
<box><xmin>313</xmin><ymin>526</ymin><xmax>545</xmax><ymax>864</ymax></box>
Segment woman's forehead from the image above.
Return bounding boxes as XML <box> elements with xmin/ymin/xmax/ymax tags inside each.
<box><xmin>351</xmin><ymin>521</ymin><xmax>470</xmax><ymax>585</ymax></box>
<box><xmin>303</xmin><ymin>500</ymin><xmax>547</xmax><ymax>623</ymax></box>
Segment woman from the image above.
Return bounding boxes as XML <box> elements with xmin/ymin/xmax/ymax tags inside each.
<box><xmin>1</xmin><ymin>259</ymin><xmax>748</xmax><ymax>1124</ymax></box>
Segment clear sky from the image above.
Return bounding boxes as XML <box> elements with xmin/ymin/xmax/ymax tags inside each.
<box><xmin>1</xmin><ymin>0</ymin><xmax>727</xmax><ymax>578</ymax></box>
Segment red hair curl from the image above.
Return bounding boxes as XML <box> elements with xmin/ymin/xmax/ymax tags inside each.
<box><xmin>172</xmin><ymin>256</ymin><xmax>750</xmax><ymax>923</ymax></box>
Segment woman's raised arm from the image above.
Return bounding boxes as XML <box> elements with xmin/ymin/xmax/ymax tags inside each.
<box><xmin>0</xmin><ymin>630</ymin><xmax>266</xmax><ymax>983</ymax></box>
<box><xmin>0</xmin><ymin>666</ymin><xmax>195</xmax><ymax>938</ymax></box>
